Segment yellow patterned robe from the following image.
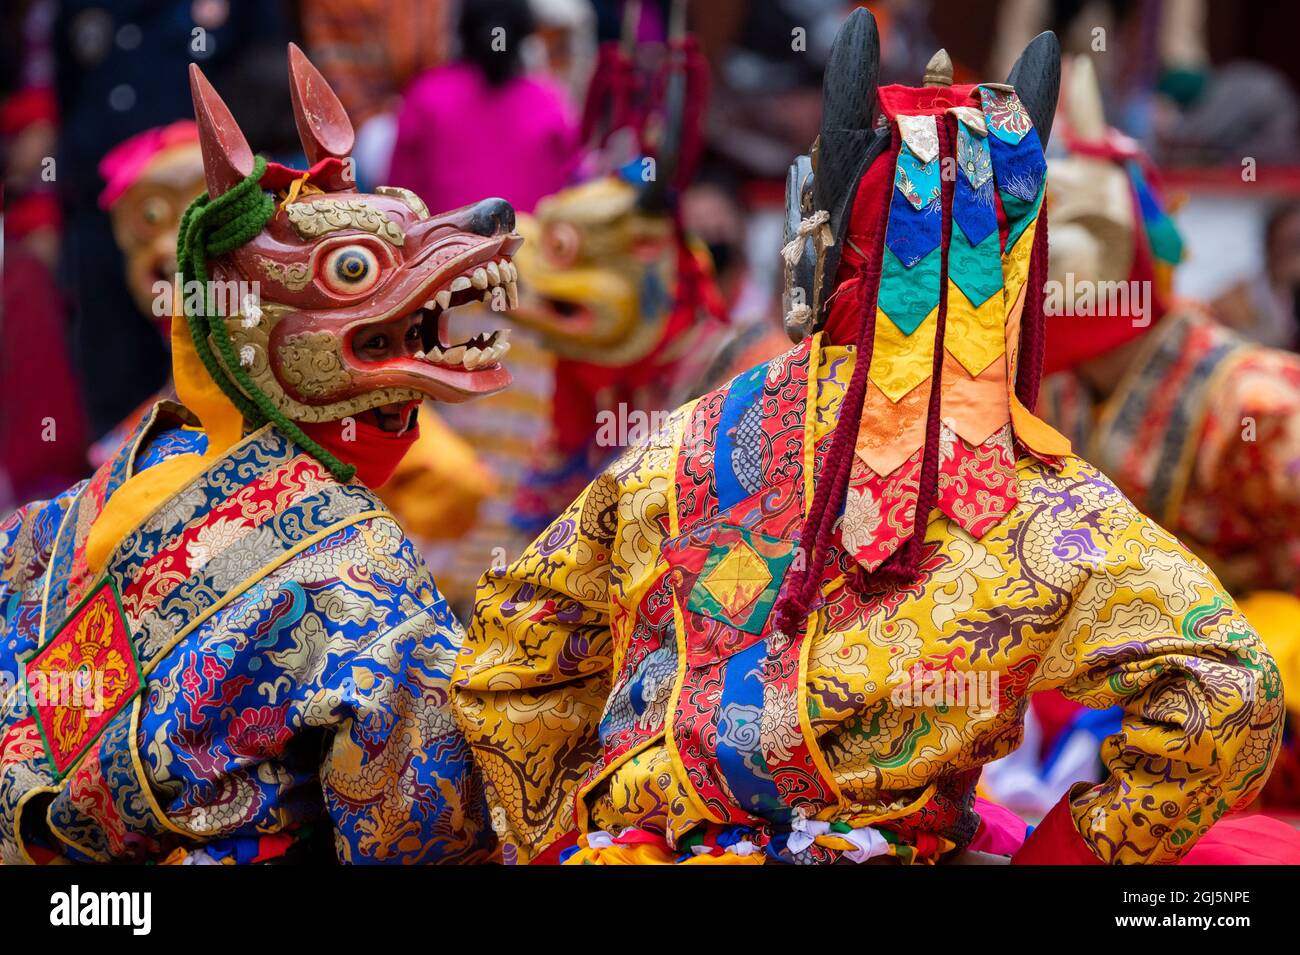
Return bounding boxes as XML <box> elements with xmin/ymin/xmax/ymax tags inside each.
<box><xmin>453</xmin><ymin>335</ymin><xmax>1284</xmax><ymax>864</ymax></box>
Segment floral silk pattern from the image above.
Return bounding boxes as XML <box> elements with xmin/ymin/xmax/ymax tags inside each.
<box><xmin>455</xmin><ymin>335</ymin><xmax>1283</xmax><ymax>864</ymax></box>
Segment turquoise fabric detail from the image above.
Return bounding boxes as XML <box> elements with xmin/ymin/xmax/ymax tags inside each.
<box><xmin>895</xmin><ymin>143</ymin><xmax>941</xmax><ymax>210</ymax></box>
<box><xmin>878</xmin><ymin>246</ymin><xmax>941</xmax><ymax>335</ymax></box>
<box><xmin>949</xmin><ymin>231</ymin><xmax>1003</xmax><ymax>307</ymax></box>
<box><xmin>957</xmin><ymin>121</ymin><xmax>993</xmax><ymax>190</ymax></box>
<box><xmin>1002</xmin><ymin>185</ymin><xmax>1043</xmax><ymax>253</ymax></box>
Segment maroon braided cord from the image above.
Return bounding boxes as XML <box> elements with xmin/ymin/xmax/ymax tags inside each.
<box><xmin>870</xmin><ymin>116</ymin><xmax>956</xmax><ymax>585</ymax></box>
<box><xmin>771</xmin><ymin>125</ymin><xmax>898</xmax><ymax>639</ymax></box>
<box><xmin>771</xmin><ymin>115</ymin><xmax>1055</xmax><ymax>640</ymax></box>
<box><xmin>773</xmin><ymin>115</ymin><xmax>977</xmax><ymax>635</ymax></box>
<box><xmin>1014</xmin><ymin>209</ymin><xmax>1050</xmax><ymax>412</ymax></box>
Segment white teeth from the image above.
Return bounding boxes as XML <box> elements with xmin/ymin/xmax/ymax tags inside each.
<box><xmin>414</xmin><ymin>349</ymin><xmax>426</xmax><ymax>360</ymax></box>
<box><xmin>486</xmin><ymin>261</ymin><xmax>501</xmax><ymax>285</ymax></box>
<box><xmin>450</xmin><ymin>276</ymin><xmax>472</xmax><ymax>292</ymax></box>
<box><xmin>471</xmin><ymin>268</ymin><xmax>489</xmax><ymax>289</ymax></box>
<box><xmin>435</xmin><ymin>289</ymin><xmax>452</xmax><ymax>309</ymax></box>
<box><xmin>422</xmin><ymin>298</ymin><xmax>437</xmax><ymax>311</ymax></box>
<box><xmin>483</xmin><ymin>289</ymin><xmax>496</xmax><ymax>305</ymax></box>
<box><xmin>506</xmin><ymin>280</ymin><xmax>519</xmax><ymax>309</ymax></box>
<box><xmin>418</xmin><ymin>336</ymin><xmax>512</xmax><ymax>370</ymax></box>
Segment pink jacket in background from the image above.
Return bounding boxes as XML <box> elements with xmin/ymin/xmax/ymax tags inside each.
<box><xmin>388</xmin><ymin>62</ymin><xmax>580</xmax><ymax>215</ymax></box>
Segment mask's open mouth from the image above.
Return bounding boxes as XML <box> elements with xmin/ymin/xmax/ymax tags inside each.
<box><xmin>339</xmin><ymin>243</ymin><xmax>521</xmax><ymax>404</ymax></box>
<box><xmin>508</xmin><ymin>291</ymin><xmax>603</xmax><ymax>346</ymax></box>
<box><xmin>412</xmin><ymin>256</ymin><xmax>519</xmax><ymax>371</ymax></box>
<box><xmin>368</xmin><ymin>399</ymin><xmax>421</xmax><ymax>435</ymax></box>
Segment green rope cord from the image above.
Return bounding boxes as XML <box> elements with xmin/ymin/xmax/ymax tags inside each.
<box><xmin>176</xmin><ymin>157</ymin><xmax>357</xmax><ymax>483</ymax></box>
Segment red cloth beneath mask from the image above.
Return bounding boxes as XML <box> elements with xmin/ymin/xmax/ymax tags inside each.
<box><xmin>1012</xmin><ymin>794</ymin><xmax>1300</xmax><ymax>864</ymax></box>
<box><xmin>822</xmin><ymin>83</ymin><xmax>1017</xmax><ymax>347</ymax></box>
<box><xmin>300</xmin><ymin>403</ymin><xmax>420</xmax><ymax>488</ymax></box>
<box><xmin>875</xmin><ymin>83</ymin><xmax>979</xmax><ymax>116</ymax></box>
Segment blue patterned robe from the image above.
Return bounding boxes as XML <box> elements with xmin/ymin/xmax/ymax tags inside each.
<box><xmin>0</xmin><ymin>403</ymin><xmax>492</xmax><ymax>863</ymax></box>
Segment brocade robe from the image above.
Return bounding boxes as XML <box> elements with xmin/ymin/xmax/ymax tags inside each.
<box><xmin>0</xmin><ymin>402</ymin><xmax>491</xmax><ymax>864</ymax></box>
<box><xmin>1039</xmin><ymin>307</ymin><xmax>1300</xmax><ymax>596</ymax></box>
<box><xmin>1039</xmin><ymin>306</ymin><xmax>1300</xmax><ymax>805</ymax></box>
<box><xmin>454</xmin><ymin>335</ymin><xmax>1283</xmax><ymax>864</ymax></box>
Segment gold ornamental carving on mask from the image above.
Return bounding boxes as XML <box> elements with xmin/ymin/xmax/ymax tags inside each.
<box><xmin>258</xmin><ymin>257</ymin><xmax>312</xmax><ymax>292</ymax></box>
<box><xmin>284</xmin><ymin>198</ymin><xmax>405</xmax><ymax>247</ymax></box>
<box><xmin>219</xmin><ymin>304</ymin><xmax>422</xmax><ymax>423</ymax></box>
<box><xmin>374</xmin><ymin>185</ymin><xmax>430</xmax><ymax>220</ymax></box>
<box><xmin>277</xmin><ymin>331</ymin><xmax>355</xmax><ymax>399</ymax></box>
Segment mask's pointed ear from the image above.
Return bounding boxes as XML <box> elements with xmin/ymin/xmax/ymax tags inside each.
<box><xmin>1062</xmin><ymin>54</ymin><xmax>1107</xmax><ymax>141</ymax></box>
<box><xmin>287</xmin><ymin>42</ymin><xmax>355</xmax><ymax>167</ymax></box>
<box><xmin>1006</xmin><ymin>31</ymin><xmax>1061</xmax><ymax>145</ymax></box>
<box><xmin>811</xmin><ymin>6</ymin><xmax>885</xmax><ymax>319</ymax></box>
<box><xmin>190</xmin><ymin>63</ymin><xmax>254</xmax><ymax>197</ymax></box>
<box><xmin>812</xmin><ymin>6</ymin><xmax>879</xmax><ymax>218</ymax></box>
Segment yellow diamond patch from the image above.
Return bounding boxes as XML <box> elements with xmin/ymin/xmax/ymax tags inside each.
<box><xmin>699</xmin><ymin>541</ymin><xmax>773</xmax><ymax>619</ymax></box>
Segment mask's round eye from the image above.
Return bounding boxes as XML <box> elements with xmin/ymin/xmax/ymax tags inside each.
<box><xmin>140</xmin><ymin>195</ymin><xmax>171</xmax><ymax>227</ymax></box>
<box><xmin>542</xmin><ymin>222</ymin><xmax>581</xmax><ymax>268</ymax></box>
<box><xmin>322</xmin><ymin>245</ymin><xmax>381</xmax><ymax>294</ymax></box>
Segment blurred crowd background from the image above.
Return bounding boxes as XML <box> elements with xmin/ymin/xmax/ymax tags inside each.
<box><xmin>4</xmin><ymin>0</ymin><xmax>1300</xmax><ymax>512</ymax></box>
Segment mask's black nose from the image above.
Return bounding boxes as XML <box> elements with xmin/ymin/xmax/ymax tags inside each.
<box><xmin>463</xmin><ymin>197</ymin><xmax>516</xmax><ymax>237</ymax></box>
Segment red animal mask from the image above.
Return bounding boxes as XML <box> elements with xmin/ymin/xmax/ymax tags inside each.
<box><xmin>189</xmin><ymin>44</ymin><xmax>522</xmax><ymax>425</ymax></box>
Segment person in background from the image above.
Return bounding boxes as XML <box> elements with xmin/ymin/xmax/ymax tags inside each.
<box><xmin>301</xmin><ymin>0</ymin><xmax>452</xmax><ymax>128</ymax></box>
<box><xmin>526</xmin><ymin>0</ymin><xmax>597</xmax><ymax>107</ymax></box>
<box><xmin>387</xmin><ymin>0</ymin><xmax>581</xmax><ymax>215</ymax></box>
<box><xmin>1213</xmin><ymin>202</ymin><xmax>1300</xmax><ymax>351</ymax></box>
<box><xmin>1</xmin><ymin>0</ymin><xmax>88</xmax><ymax>511</ymax></box>
<box><xmin>299</xmin><ymin>0</ymin><xmax>453</xmax><ymax>188</ymax></box>
<box><xmin>84</xmin><ymin>121</ymin><xmax>206</xmax><ymax>469</ymax></box>
<box><xmin>51</xmin><ymin>1</ymin><xmax>300</xmax><ymax>441</ymax></box>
